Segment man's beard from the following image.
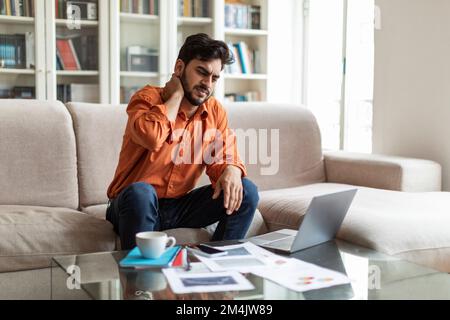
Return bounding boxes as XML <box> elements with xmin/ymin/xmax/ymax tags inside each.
<box><xmin>180</xmin><ymin>72</ymin><xmax>212</xmax><ymax>106</ymax></box>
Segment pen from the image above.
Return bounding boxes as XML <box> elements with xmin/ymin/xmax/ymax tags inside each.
<box><xmin>184</xmin><ymin>246</ymin><xmax>191</xmax><ymax>271</ymax></box>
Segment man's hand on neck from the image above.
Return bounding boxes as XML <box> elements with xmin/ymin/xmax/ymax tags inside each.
<box><xmin>162</xmin><ymin>74</ymin><xmax>185</xmax><ymax>122</ymax></box>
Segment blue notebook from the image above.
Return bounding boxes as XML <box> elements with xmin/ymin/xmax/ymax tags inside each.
<box><xmin>119</xmin><ymin>246</ymin><xmax>181</xmax><ymax>268</ymax></box>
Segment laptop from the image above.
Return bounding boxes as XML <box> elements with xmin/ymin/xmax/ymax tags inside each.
<box><xmin>245</xmin><ymin>189</ymin><xmax>357</xmax><ymax>253</ymax></box>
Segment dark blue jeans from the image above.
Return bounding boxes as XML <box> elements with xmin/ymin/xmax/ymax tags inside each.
<box><xmin>106</xmin><ymin>178</ymin><xmax>259</xmax><ymax>250</ymax></box>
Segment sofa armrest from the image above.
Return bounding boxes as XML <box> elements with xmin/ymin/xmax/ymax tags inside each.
<box><xmin>324</xmin><ymin>151</ymin><xmax>442</xmax><ymax>192</ymax></box>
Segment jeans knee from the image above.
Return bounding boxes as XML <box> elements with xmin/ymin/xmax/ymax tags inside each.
<box><xmin>242</xmin><ymin>178</ymin><xmax>260</xmax><ymax>208</ymax></box>
<box><xmin>120</xmin><ymin>182</ymin><xmax>159</xmax><ymax>221</ymax></box>
<box><xmin>124</xmin><ymin>182</ymin><xmax>157</xmax><ymax>202</ymax></box>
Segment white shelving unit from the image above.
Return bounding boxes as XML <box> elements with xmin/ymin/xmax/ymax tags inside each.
<box><xmin>222</xmin><ymin>0</ymin><xmax>269</xmax><ymax>102</ymax></box>
<box><xmin>0</xmin><ymin>0</ymin><xmax>108</xmax><ymax>102</ymax></box>
<box><xmin>110</xmin><ymin>0</ymin><xmax>164</xmax><ymax>104</ymax></box>
<box><xmin>0</xmin><ymin>15</ymin><xmax>35</xmax><ymax>25</ymax></box>
<box><xmin>56</xmin><ymin>71</ymin><xmax>100</xmax><ymax>76</ymax></box>
<box><xmin>0</xmin><ymin>68</ymin><xmax>35</xmax><ymax>75</ymax></box>
<box><xmin>0</xmin><ymin>0</ymin><xmax>46</xmax><ymax>99</ymax></box>
<box><xmin>178</xmin><ymin>17</ymin><xmax>213</xmax><ymax>26</ymax></box>
<box><xmin>1</xmin><ymin>0</ymin><xmax>270</xmax><ymax>104</ymax></box>
<box><xmin>225</xmin><ymin>28</ymin><xmax>268</xmax><ymax>36</ymax></box>
<box><xmin>174</xmin><ymin>0</ymin><xmax>217</xmax><ymax>97</ymax></box>
<box><xmin>110</xmin><ymin>0</ymin><xmax>270</xmax><ymax>104</ymax></box>
<box><xmin>55</xmin><ymin>19</ymin><xmax>99</xmax><ymax>27</ymax></box>
<box><xmin>47</xmin><ymin>0</ymin><xmax>109</xmax><ymax>103</ymax></box>
<box><xmin>120</xmin><ymin>12</ymin><xmax>159</xmax><ymax>24</ymax></box>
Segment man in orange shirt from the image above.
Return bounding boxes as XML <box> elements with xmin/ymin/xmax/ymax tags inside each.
<box><xmin>106</xmin><ymin>34</ymin><xmax>259</xmax><ymax>250</ymax></box>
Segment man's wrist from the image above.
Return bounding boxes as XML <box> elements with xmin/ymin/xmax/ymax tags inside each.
<box><xmin>225</xmin><ymin>165</ymin><xmax>243</xmax><ymax>176</ymax></box>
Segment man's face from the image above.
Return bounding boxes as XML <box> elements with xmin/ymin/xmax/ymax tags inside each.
<box><xmin>180</xmin><ymin>59</ymin><xmax>222</xmax><ymax>106</ymax></box>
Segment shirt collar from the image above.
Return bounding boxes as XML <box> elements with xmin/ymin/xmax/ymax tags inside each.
<box><xmin>178</xmin><ymin>103</ymin><xmax>209</xmax><ymax>121</ymax></box>
<box><xmin>199</xmin><ymin>103</ymin><xmax>209</xmax><ymax>120</ymax></box>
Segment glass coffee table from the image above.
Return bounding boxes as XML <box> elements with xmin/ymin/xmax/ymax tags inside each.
<box><xmin>50</xmin><ymin>239</ymin><xmax>450</xmax><ymax>300</ymax></box>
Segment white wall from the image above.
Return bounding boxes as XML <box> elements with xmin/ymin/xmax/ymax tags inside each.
<box><xmin>373</xmin><ymin>0</ymin><xmax>450</xmax><ymax>190</ymax></box>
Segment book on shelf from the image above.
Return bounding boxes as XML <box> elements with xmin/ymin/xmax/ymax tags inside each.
<box><xmin>0</xmin><ymin>88</ymin><xmax>10</xmax><ymax>98</ymax></box>
<box><xmin>25</xmin><ymin>31</ymin><xmax>34</xmax><ymax>69</ymax></box>
<box><xmin>119</xmin><ymin>246</ymin><xmax>182</xmax><ymax>269</ymax></box>
<box><xmin>13</xmin><ymin>86</ymin><xmax>34</xmax><ymax>98</ymax></box>
<box><xmin>178</xmin><ymin>0</ymin><xmax>210</xmax><ymax>18</ymax></box>
<box><xmin>0</xmin><ymin>86</ymin><xmax>35</xmax><ymax>98</ymax></box>
<box><xmin>56</xmin><ymin>34</ymin><xmax>98</xmax><ymax>71</ymax></box>
<box><xmin>120</xmin><ymin>0</ymin><xmax>159</xmax><ymax>15</ymax></box>
<box><xmin>225</xmin><ymin>42</ymin><xmax>242</xmax><ymax>74</ymax></box>
<box><xmin>55</xmin><ymin>0</ymin><xmax>98</xmax><ymax>20</ymax></box>
<box><xmin>56</xmin><ymin>38</ymin><xmax>81</xmax><ymax>70</ymax></box>
<box><xmin>71</xmin><ymin>34</ymin><xmax>98</xmax><ymax>70</ymax></box>
<box><xmin>0</xmin><ymin>0</ymin><xmax>34</xmax><ymax>17</ymax></box>
<box><xmin>0</xmin><ymin>33</ymin><xmax>31</xmax><ymax>69</ymax></box>
<box><xmin>57</xmin><ymin>83</ymin><xmax>99</xmax><ymax>103</ymax></box>
<box><xmin>225</xmin><ymin>41</ymin><xmax>261</xmax><ymax>75</ymax></box>
<box><xmin>225</xmin><ymin>91</ymin><xmax>260</xmax><ymax>102</ymax></box>
<box><xmin>235</xmin><ymin>41</ymin><xmax>251</xmax><ymax>74</ymax></box>
<box><xmin>225</xmin><ymin>2</ymin><xmax>261</xmax><ymax>29</ymax></box>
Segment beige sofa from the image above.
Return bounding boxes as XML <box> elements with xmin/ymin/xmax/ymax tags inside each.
<box><xmin>1</xmin><ymin>99</ymin><xmax>449</xmax><ymax>274</ymax></box>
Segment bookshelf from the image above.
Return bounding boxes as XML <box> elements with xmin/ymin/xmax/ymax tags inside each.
<box><xmin>110</xmin><ymin>0</ymin><xmax>162</xmax><ymax>104</ymax></box>
<box><xmin>222</xmin><ymin>0</ymin><xmax>268</xmax><ymax>102</ymax></box>
<box><xmin>176</xmin><ymin>0</ymin><xmax>215</xmax><ymax>51</ymax></box>
<box><xmin>49</xmin><ymin>0</ymin><xmax>108</xmax><ymax>103</ymax></box>
<box><xmin>0</xmin><ymin>0</ymin><xmax>45</xmax><ymax>99</ymax></box>
<box><xmin>0</xmin><ymin>0</ymin><xmax>108</xmax><ymax>102</ymax></box>
<box><xmin>1</xmin><ymin>0</ymin><xmax>271</xmax><ymax>104</ymax></box>
<box><xmin>110</xmin><ymin>0</ymin><xmax>269</xmax><ymax>104</ymax></box>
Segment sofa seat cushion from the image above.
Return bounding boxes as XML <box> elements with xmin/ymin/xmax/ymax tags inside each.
<box><xmin>259</xmin><ymin>183</ymin><xmax>450</xmax><ymax>273</ymax></box>
<box><xmin>82</xmin><ymin>204</ymin><xmax>108</xmax><ymax>220</ymax></box>
<box><xmin>0</xmin><ymin>206</ymin><xmax>116</xmax><ymax>272</ymax></box>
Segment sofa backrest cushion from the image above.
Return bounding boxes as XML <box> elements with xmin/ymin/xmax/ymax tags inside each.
<box><xmin>223</xmin><ymin>103</ymin><xmax>325</xmax><ymax>190</ymax></box>
<box><xmin>65</xmin><ymin>102</ymin><xmax>127</xmax><ymax>208</ymax></box>
<box><xmin>0</xmin><ymin>100</ymin><xmax>79</xmax><ymax>208</ymax></box>
<box><xmin>69</xmin><ymin>102</ymin><xmax>325</xmax><ymax>207</ymax></box>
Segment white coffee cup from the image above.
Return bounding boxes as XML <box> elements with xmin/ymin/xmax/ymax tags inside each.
<box><xmin>136</xmin><ymin>231</ymin><xmax>176</xmax><ymax>259</ymax></box>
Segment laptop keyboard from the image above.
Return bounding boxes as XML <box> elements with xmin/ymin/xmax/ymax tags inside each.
<box><xmin>246</xmin><ymin>232</ymin><xmax>293</xmax><ymax>245</ymax></box>
<box><xmin>265</xmin><ymin>237</ymin><xmax>295</xmax><ymax>249</ymax></box>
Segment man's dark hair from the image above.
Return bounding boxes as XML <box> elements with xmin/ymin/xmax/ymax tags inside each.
<box><xmin>178</xmin><ymin>33</ymin><xmax>234</xmax><ymax>70</ymax></box>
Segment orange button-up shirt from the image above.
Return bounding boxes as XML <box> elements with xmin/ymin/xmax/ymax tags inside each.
<box><xmin>107</xmin><ymin>86</ymin><xmax>247</xmax><ymax>199</ymax></box>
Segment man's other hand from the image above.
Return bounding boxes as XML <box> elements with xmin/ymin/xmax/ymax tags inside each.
<box><xmin>212</xmin><ymin>166</ymin><xmax>243</xmax><ymax>215</ymax></box>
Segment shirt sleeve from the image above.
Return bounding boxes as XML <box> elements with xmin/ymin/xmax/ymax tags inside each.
<box><xmin>205</xmin><ymin>103</ymin><xmax>247</xmax><ymax>186</ymax></box>
<box><xmin>126</xmin><ymin>91</ymin><xmax>176</xmax><ymax>152</ymax></box>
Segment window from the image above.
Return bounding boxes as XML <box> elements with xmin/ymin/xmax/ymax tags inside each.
<box><xmin>304</xmin><ymin>0</ymin><xmax>374</xmax><ymax>153</ymax></box>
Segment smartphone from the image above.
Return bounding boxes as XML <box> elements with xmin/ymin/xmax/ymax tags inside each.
<box><xmin>188</xmin><ymin>244</ymin><xmax>228</xmax><ymax>258</ymax></box>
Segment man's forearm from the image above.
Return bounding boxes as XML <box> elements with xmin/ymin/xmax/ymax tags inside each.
<box><xmin>165</xmin><ymin>92</ymin><xmax>183</xmax><ymax>122</ymax></box>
